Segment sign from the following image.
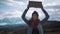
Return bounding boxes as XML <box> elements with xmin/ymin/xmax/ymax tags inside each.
<box><xmin>28</xmin><ymin>1</ymin><xmax>43</xmax><ymax>8</ymax></box>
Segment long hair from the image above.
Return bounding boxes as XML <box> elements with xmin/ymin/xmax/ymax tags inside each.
<box><xmin>29</xmin><ymin>11</ymin><xmax>40</xmax><ymax>26</ymax></box>
<box><xmin>29</xmin><ymin>11</ymin><xmax>39</xmax><ymax>23</ymax></box>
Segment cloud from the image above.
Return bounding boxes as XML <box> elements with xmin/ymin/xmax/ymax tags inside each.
<box><xmin>6</xmin><ymin>1</ymin><xmax>25</xmax><ymax>6</ymax></box>
<box><xmin>0</xmin><ymin>0</ymin><xmax>60</xmax><ymax>22</ymax></box>
<box><xmin>43</xmin><ymin>0</ymin><xmax>60</xmax><ymax>7</ymax></box>
<box><xmin>0</xmin><ymin>23</ymin><xmax>8</xmax><ymax>26</ymax></box>
<box><xmin>15</xmin><ymin>22</ymin><xmax>25</xmax><ymax>24</ymax></box>
<box><xmin>0</xmin><ymin>17</ymin><xmax>25</xmax><ymax>26</ymax></box>
<box><xmin>0</xmin><ymin>0</ymin><xmax>26</xmax><ymax>7</ymax></box>
<box><xmin>45</xmin><ymin>8</ymin><xmax>60</xmax><ymax>21</ymax></box>
<box><xmin>41</xmin><ymin>0</ymin><xmax>60</xmax><ymax>21</ymax></box>
<box><xmin>44</xmin><ymin>2</ymin><xmax>57</xmax><ymax>7</ymax></box>
<box><xmin>0</xmin><ymin>10</ymin><xmax>23</xmax><ymax>19</ymax></box>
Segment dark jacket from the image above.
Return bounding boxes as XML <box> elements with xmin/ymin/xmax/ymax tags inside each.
<box><xmin>22</xmin><ymin>8</ymin><xmax>49</xmax><ymax>27</ymax></box>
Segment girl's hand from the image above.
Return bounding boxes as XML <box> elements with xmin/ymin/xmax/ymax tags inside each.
<box><xmin>27</xmin><ymin>5</ymin><xmax>29</xmax><ymax>9</ymax></box>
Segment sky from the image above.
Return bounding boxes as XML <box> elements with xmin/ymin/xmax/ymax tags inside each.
<box><xmin>0</xmin><ymin>0</ymin><xmax>60</xmax><ymax>26</ymax></box>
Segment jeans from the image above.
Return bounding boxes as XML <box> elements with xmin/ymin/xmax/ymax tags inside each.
<box><xmin>27</xmin><ymin>24</ymin><xmax>44</xmax><ymax>34</ymax></box>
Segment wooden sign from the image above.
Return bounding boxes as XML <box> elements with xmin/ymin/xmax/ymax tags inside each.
<box><xmin>28</xmin><ymin>1</ymin><xmax>43</xmax><ymax>8</ymax></box>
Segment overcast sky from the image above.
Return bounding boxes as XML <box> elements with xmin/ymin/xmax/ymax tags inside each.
<box><xmin>0</xmin><ymin>0</ymin><xmax>60</xmax><ymax>25</ymax></box>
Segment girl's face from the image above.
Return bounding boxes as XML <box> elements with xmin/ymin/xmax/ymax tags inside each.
<box><xmin>32</xmin><ymin>14</ymin><xmax>38</xmax><ymax>20</ymax></box>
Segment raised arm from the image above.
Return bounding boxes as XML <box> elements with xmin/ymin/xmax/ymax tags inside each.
<box><xmin>41</xmin><ymin>8</ymin><xmax>49</xmax><ymax>24</ymax></box>
<box><xmin>22</xmin><ymin>7</ymin><xmax>29</xmax><ymax>24</ymax></box>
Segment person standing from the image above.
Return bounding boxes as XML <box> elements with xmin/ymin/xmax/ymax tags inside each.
<box><xmin>22</xmin><ymin>6</ymin><xmax>49</xmax><ymax>34</ymax></box>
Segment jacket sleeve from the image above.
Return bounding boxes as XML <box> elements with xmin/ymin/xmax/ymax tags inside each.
<box><xmin>41</xmin><ymin>8</ymin><xmax>49</xmax><ymax>24</ymax></box>
<box><xmin>21</xmin><ymin>8</ymin><xmax>29</xmax><ymax>24</ymax></box>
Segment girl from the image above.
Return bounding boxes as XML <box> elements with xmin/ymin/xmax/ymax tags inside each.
<box><xmin>22</xmin><ymin>6</ymin><xmax>49</xmax><ymax>34</ymax></box>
